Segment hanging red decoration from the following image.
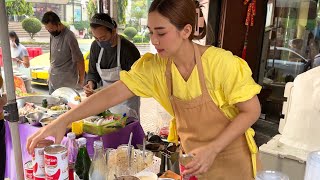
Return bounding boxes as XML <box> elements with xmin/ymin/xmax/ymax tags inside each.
<box><xmin>242</xmin><ymin>0</ymin><xmax>257</xmax><ymax>60</ymax></box>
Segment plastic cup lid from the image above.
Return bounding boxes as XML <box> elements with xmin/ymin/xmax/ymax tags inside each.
<box><xmin>67</xmin><ymin>132</ymin><xmax>76</xmax><ymax>139</ymax></box>
<box><xmin>78</xmin><ymin>137</ymin><xmax>87</xmax><ymax>145</ymax></box>
<box><xmin>256</xmin><ymin>170</ymin><xmax>289</xmax><ymax>180</ymax></box>
<box><xmin>93</xmin><ymin>140</ymin><xmax>103</xmax><ymax>148</ymax></box>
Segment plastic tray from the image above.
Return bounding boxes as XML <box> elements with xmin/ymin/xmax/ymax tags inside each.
<box><xmin>83</xmin><ymin>115</ymin><xmax>128</xmax><ymax>136</ymax></box>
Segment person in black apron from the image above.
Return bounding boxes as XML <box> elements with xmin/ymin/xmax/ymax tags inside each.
<box><xmin>84</xmin><ymin>13</ymin><xmax>141</xmax><ymax>118</ymax></box>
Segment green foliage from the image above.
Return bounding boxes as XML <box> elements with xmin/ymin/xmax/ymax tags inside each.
<box><xmin>131</xmin><ymin>0</ymin><xmax>148</xmax><ymax>20</ymax></box>
<box><xmin>306</xmin><ymin>19</ymin><xmax>316</xmax><ymax>30</ymax></box>
<box><xmin>5</xmin><ymin>0</ymin><xmax>33</xmax><ymax>17</ymax></box>
<box><xmin>133</xmin><ymin>34</ymin><xmax>150</xmax><ymax>43</ymax></box>
<box><xmin>143</xmin><ymin>34</ymin><xmax>150</xmax><ymax>42</ymax></box>
<box><xmin>120</xmin><ymin>33</ymin><xmax>129</xmax><ymax>39</ymax></box>
<box><xmin>21</xmin><ymin>41</ymin><xmax>48</xmax><ymax>45</ymax></box>
<box><xmin>73</xmin><ymin>21</ymin><xmax>89</xmax><ymax>31</ymax></box>
<box><xmin>126</xmin><ymin>0</ymin><xmax>148</xmax><ymax>31</ymax></box>
<box><xmin>133</xmin><ymin>35</ymin><xmax>143</xmax><ymax>43</ymax></box>
<box><xmin>21</xmin><ymin>18</ymin><xmax>42</xmax><ymax>39</ymax></box>
<box><xmin>126</xmin><ymin>20</ymin><xmax>139</xmax><ymax>32</ymax></box>
<box><xmin>117</xmin><ymin>0</ymin><xmax>128</xmax><ymax>25</ymax></box>
<box><xmin>61</xmin><ymin>21</ymin><xmax>70</xmax><ymax>29</ymax></box>
<box><xmin>124</xmin><ymin>27</ymin><xmax>138</xmax><ymax>40</ymax></box>
<box><xmin>87</xmin><ymin>0</ymin><xmax>97</xmax><ymax>19</ymax></box>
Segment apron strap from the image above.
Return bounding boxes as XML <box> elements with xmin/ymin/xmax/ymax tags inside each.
<box><xmin>193</xmin><ymin>43</ymin><xmax>209</xmax><ymax>96</ymax></box>
<box><xmin>97</xmin><ymin>36</ymin><xmax>121</xmax><ymax>67</ymax></box>
<box><xmin>165</xmin><ymin>58</ymin><xmax>173</xmax><ymax>97</ymax></box>
<box><xmin>117</xmin><ymin>36</ymin><xmax>121</xmax><ymax>67</ymax></box>
<box><xmin>98</xmin><ymin>48</ymin><xmax>104</xmax><ymax>64</ymax></box>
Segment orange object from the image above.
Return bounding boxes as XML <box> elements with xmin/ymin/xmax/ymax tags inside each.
<box><xmin>14</xmin><ymin>75</ymin><xmax>27</xmax><ymax>97</ymax></box>
<box><xmin>160</xmin><ymin>170</ymin><xmax>180</xmax><ymax>180</ymax></box>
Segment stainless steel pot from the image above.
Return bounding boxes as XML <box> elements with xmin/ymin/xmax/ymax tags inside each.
<box><xmin>17</xmin><ymin>95</ymin><xmax>62</xmax><ymax>108</ymax></box>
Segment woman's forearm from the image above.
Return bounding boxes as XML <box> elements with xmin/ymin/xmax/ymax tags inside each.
<box><xmin>57</xmin><ymin>81</ymin><xmax>135</xmax><ymax>125</ymax></box>
<box><xmin>22</xmin><ymin>56</ymin><xmax>30</xmax><ymax>68</ymax></box>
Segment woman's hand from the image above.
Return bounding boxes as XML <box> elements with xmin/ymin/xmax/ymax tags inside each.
<box><xmin>12</xmin><ymin>58</ymin><xmax>21</xmax><ymax>64</ymax></box>
<box><xmin>83</xmin><ymin>81</ymin><xmax>94</xmax><ymax>97</ymax></box>
<box><xmin>26</xmin><ymin>117</ymin><xmax>68</xmax><ymax>154</ymax></box>
<box><xmin>183</xmin><ymin>144</ymin><xmax>219</xmax><ymax>177</ymax></box>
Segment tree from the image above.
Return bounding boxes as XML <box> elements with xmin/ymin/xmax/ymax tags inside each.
<box><xmin>117</xmin><ymin>0</ymin><xmax>128</xmax><ymax>25</ymax></box>
<box><xmin>124</xmin><ymin>27</ymin><xmax>138</xmax><ymax>40</ymax></box>
<box><xmin>87</xmin><ymin>0</ymin><xmax>97</xmax><ymax>19</ymax></box>
<box><xmin>131</xmin><ymin>0</ymin><xmax>147</xmax><ymax>20</ymax></box>
<box><xmin>74</xmin><ymin>21</ymin><xmax>89</xmax><ymax>31</ymax></box>
<box><xmin>5</xmin><ymin>0</ymin><xmax>33</xmax><ymax>17</ymax></box>
<box><xmin>22</xmin><ymin>18</ymin><xmax>42</xmax><ymax>39</ymax></box>
<box><xmin>128</xmin><ymin>0</ymin><xmax>148</xmax><ymax>31</ymax></box>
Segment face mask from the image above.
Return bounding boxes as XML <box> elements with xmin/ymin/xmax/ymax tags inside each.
<box><xmin>10</xmin><ymin>41</ymin><xmax>17</xmax><ymax>48</ymax></box>
<box><xmin>50</xmin><ymin>30</ymin><xmax>61</xmax><ymax>37</ymax></box>
<box><xmin>97</xmin><ymin>40</ymin><xmax>112</xmax><ymax>48</ymax></box>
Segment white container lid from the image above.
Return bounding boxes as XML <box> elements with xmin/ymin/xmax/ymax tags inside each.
<box><xmin>77</xmin><ymin>137</ymin><xmax>87</xmax><ymax>146</ymax></box>
<box><xmin>67</xmin><ymin>132</ymin><xmax>76</xmax><ymax>139</ymax></box>
<box><xmin>93</xmin><ymin>140</ymin><xmax>103</xmax><ymax>148</ymax></box>
<box><xmin>256</xmin><ymin>170</ymin><xmax>289</xmax><ymax>180</ymax></box>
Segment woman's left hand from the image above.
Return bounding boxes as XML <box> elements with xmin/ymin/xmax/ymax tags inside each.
<box><xmin>183</xmin><ymin>144</ymin><xmax>218</xmax><ymax>176</ymax></box>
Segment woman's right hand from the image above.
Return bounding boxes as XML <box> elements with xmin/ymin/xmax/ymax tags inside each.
<box><xmin>26</xmin><ymin>117</ymin><xmax>68</xmax><ymax>154</ymax></box>
<box><xmin>83</xmin><ymin>81</ymin><xmax>95</xmax><ymax>97</ymax></box>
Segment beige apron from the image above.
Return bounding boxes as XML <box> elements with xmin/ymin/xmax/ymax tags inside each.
<box><xmin>165</xmin><ymin>44</ymin><xmax>259</xmax><ymax>180</ymax></box>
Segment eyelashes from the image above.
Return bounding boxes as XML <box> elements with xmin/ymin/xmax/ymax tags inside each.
<box><xmin>148</xmin><ymin>32</ymin><xmax>166</xmax><ymax>36</ymax></box>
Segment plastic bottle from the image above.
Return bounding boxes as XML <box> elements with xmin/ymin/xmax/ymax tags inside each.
<box><xmin>64</xmin><ymin>132</ymin><xmax>78</xmax><ymax>164</ymax></box>
<box><xmin>89</xmin><ymin>140</ymin><xmax>107</xmax><ymax>180</ymax></box>
<box><xmin>75</xmin><ymin>137</ymin><xmax>91</xmax><ymax>180</ymax></box>
<box><xmin>63</xmin><ymin>132</ymin><xmax>78</xmax><ymax>180</ymax></box>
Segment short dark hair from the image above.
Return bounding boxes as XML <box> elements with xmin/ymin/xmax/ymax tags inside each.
<box><xmin>9</xmin><ymin>31</ymin><xmax>20</xmax><ymax>46</ymax></box>
<box><xmin>41</xmin><ymin>11</ymin><xmax>61</xmax><ymax>25</ymax></box>
<box><xmin>90</xmin><ymin>13</ymin><xmax>117</xmax><ymax>32</ymax></box>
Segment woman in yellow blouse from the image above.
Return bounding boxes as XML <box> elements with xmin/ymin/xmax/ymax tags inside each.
<box><xmin>27</xmin><ymin>0</ymin><xmax>261</xmax><ymax>179</ymax></box>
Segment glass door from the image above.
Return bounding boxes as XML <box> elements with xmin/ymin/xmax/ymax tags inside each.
<box><xmin>260</xmin><ymin>0</ymin><xmax>320</xmax><ymax>123</ymax></box>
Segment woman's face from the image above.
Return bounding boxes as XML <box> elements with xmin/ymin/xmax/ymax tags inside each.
<box><xmin>147</xmin><ymin>11</ymin><xmax>184</xmax><ymax>58</ymax></box>
<box><xmin>9</xmin><ymin>37</ymin><xmax>16</xmax><ymax>48</ymax></box>
<box><xmin>91</xmin><ymin>26</ymin><xmax>113</xmax><ymax>42</ymax></box>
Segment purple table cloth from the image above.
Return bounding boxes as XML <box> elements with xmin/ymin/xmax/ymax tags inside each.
<box><xmin>5</xmin><ymin>118</ymin><xmax>144</xmax><ymax>180</ymax></box>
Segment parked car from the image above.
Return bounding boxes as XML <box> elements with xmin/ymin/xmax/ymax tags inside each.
<box><xmin>265</xmin><ymin>46</ymin><xmax>311</xmax><ymax>84</ymax></box>
<box><xmin>30</xmin><ymin>40</ymin><xmax>92</xmax><ymax>86</ymax></box>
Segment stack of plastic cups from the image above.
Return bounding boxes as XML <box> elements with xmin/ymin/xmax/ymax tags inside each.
<box><xmin>304</xmin><ymin>151</ymin><xmax>320</xmax><ymax>180</ymax></box>
<box><xmin>256</xmin><ymin>170</ymin><xmax>289</xmax><ymax>180</ymax></box>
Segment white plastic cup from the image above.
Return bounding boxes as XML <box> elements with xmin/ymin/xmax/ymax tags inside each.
<box><xmin>256</xmin><ymin>170</ymin><xmax>289</xmax><ymax>180</ymax></box>
<box><xmin>304</xmin><ymin>151</ymin><xmax>320</xmax><ymax>180</ymax></box>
